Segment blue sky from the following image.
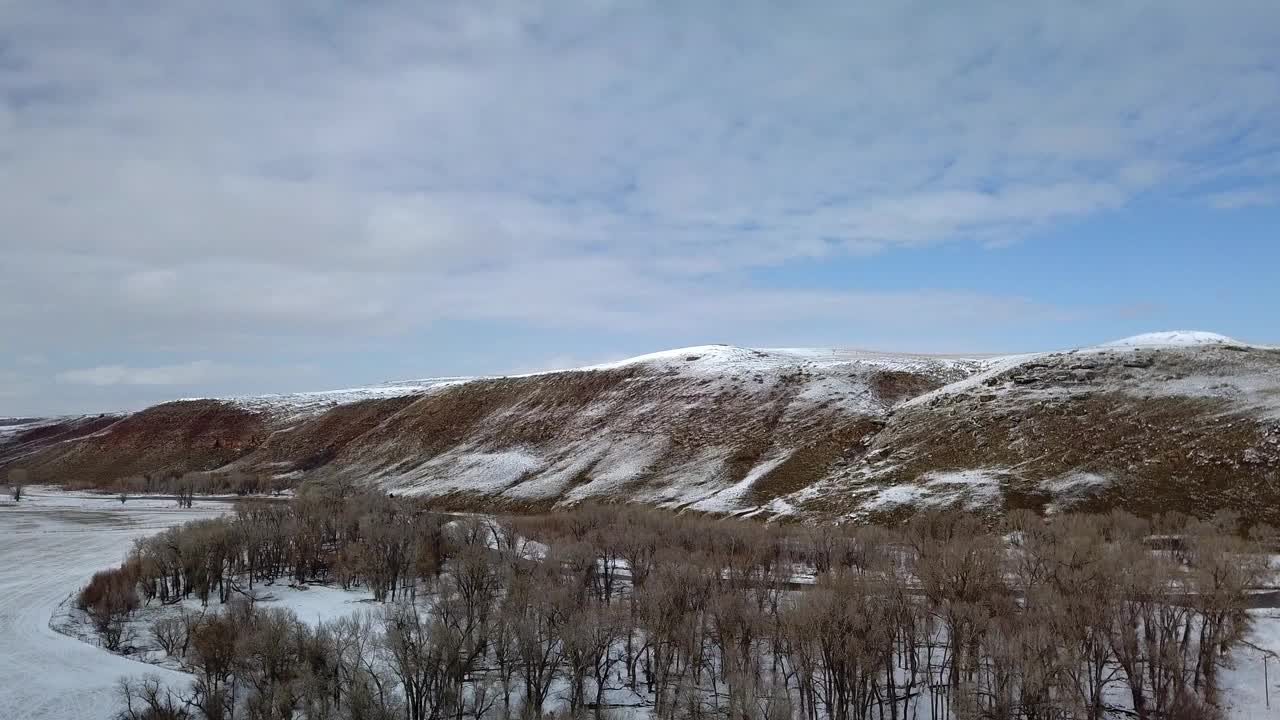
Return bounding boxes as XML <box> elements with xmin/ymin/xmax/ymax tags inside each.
<box><xmin>1</xmin><ymin>1</ymin><xmax>1279</xmax><ymax>414</ymax></box>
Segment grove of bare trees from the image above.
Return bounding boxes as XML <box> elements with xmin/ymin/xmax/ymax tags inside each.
<box><xmin>61</xmin><ymin>468</ymin><xmax>292</xmax><ymax>498</ymax></box>
<box><xmin>79</xmin><ymin>488</ymin><xmax>1273</xmax><ymax>720</ymax></box>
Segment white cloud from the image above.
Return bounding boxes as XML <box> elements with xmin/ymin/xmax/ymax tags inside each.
<box><xmin>1207</xmin><ymin>188</ymin><xmax>1280</xmax><ymax>209</ymax></box>
<box><xmin>0</xmin><ymin>369</ymin><xmax>25</xmax><ymax>399</ymax></box>
<box><xmin>56</xmin><ymin>361</ymin><xmax>247</xmax><ymax>387</ymax></box>
<box><xmin>1</xmin><ymin>0</ymin><xmax>1278</xmax><ymax>411</ymax></box>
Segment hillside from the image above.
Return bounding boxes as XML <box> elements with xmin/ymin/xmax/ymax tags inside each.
<box><xmin>0</xmin><ymin>415</ymin><xmax>123</xmax><ymax>469</ymax></box>
<box><xmin>788</xmin><ymin>333</ymin><xmax>1280</xmax><ymax>521</ymax></box>
<box><xmin>5</xmin><ymin>334</ymin><xmax>1279</xmax><ymax>523</ymax></box>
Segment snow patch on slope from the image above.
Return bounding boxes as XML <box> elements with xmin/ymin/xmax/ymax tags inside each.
<box><xmin>1041</xmin><ymin>472</ymin><xmax>1112</xmax><ymax>513</ymax></box>
<box><xmin>496</xmin><ymin>435</ymin><xmax>672</xmax><ymax>504</ymax></box>
<box><xmin>899</xmin><ymin>353</ymin><xmax>1040</xmax><ymax>409</ymax></box>
<box><xmin>566</xmin><ymin>437</ymin><xmax>672</xmax><ymax>501</ymax></box>
<box><xmin>1041</xmin><ymin>471</ymin><xmax>1111</xmax><ymax>495</ymax></box>
<box><xmin>0</xmin><ymin>417</ymin><xmax>45</xmax><ymax>441</ymax></box>
<box><xmin>687</xmin><ymin>451</ymin><xmax>794</xmax><ymax>513</ymax></box>
<box><xmin>390</xmin><ymin>448</ymin><xmax>547</xmax><ymax>496</ymax></box>
<box><xmin>857</xmin><ymin>469</ymin><xmax>1006</xmax><ymax>514</ymax></box>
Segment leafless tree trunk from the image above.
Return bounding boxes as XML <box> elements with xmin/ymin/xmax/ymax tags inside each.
<box><xmin>8</xmin><ymin>468</ymin><xmax>26</xmax><ymax>501</ymax></box>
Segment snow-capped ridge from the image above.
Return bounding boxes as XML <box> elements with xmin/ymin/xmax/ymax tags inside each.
<box><xmin>898</xmin><ymin>330</ymin><xmax>1274</xmax><ymax>410</ymax></box>
<box><xmin>578</xmin><ymin>344</ymin><xmax>982</xmax><ymax>375</ymax></box>
<box><xmin>1100</xmin><ymin>331</ymin><xmax>1248</xmax><ymax>348</ymax></box>
<box><xmin>156</xmin><ymin>334</ymin><xmax>1271</xmax><ymax>422</ymax></box>
<box><xmin>200</xmin><ymin>378</ymin><xmax>471</xmax><ymax>418</ymax></box>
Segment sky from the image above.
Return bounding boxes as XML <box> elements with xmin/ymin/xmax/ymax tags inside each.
<box><xmin>2</xmin><ymin>0</ymin><xmax>1279</xmax><ymax>415</ymax></box>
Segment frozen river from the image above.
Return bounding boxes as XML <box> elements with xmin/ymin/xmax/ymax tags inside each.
<box><xmin>0</xmin><ymin>488</ymin><xmax>224</xmax><ymax>720</ymax></box>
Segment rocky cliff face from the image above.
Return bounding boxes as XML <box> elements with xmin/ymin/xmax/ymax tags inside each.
<box><xmin>7</xmin><ymin>334</ymin><xmax>1279</xmax><ymax>523</ymax></box>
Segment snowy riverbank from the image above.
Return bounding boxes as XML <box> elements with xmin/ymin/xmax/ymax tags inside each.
<box><xmin>0</xmin><ymin>487</ymin><xmax>226</xmax><ymax>719</ymax></box>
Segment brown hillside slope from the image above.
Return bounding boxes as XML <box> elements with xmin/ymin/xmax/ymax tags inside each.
<box><xmin>12</xmin><ymin>400</ymin><xmax>269</xmax><ymax>485</ymax></box>
<box><xmin>6</xmin><ymin>347</ymin><xmax>970</xmax><ymax>512</ymax></box>
<box><xmin>312</xmin><ymin>366</ymin><xmax>902</xmax><ymax>512</ymax></box>
<box><xmin>0</xmin><ymin>415</ymin><xmax>121</xmax><ymax>468</ymax></box>
<box><xmin>788</xmin><ymin>343</ymin><xmax>1280</xmax><ymax>524</ymax></box>
<box><xmin>7</xmin><ymin>339</ymin><xmax>1278</xmax><ymax>523</ymax></box>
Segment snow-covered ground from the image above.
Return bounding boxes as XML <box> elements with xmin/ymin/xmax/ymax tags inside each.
<box><xmin>1222</xmin><ymin>610</ymin><xmax>1280</xmax><ymax>718</ymax></box>
<box><xmin>0</xmin><ymin>416</ymin><xmax>44</xmax><ymax>440</ymax></box>
<box><xmin>52</xmin><ymin>580</ymin><xmax>379</xmax><ymax>674</ymax></box>
<box><xmin>198</xmin><ymin>378</ymin><xmax>469</xmax><ymax>420</ymax></box>
<box><xmin>1100</xmin><ymin>330</ymin><xmax>1253</xmax><ymax>348</ymax></box>
<box><xmin>0</xmin><ymin>488</ymin><xmax>227</xmax><ymax>720</ymax></box>
<box><xmin>5</xmin><ymin>487</ymin><xmax>1279</xmax><ymax>718</ymax></box>
<box><xmin>580</xmin><ymin>344</ymin><xmax>983</xmax><ymax>375</ymax></box>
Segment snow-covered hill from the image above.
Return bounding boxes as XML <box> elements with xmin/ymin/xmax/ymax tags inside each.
<box><xmin>1100</xmin><ymin>330</ymin><xmax>1254</xmax><ymax>348</ymax></box>
<box><xmin>211</xmin><ymin>378</ymin><xmax>471</xmax><ymax>421</ymax></box>
<box><xmin>217</xmin><ymin>345</ymin><xmax>983</xmax><ymax>420</ymax></box>
<box><xmin>237</xmin><ymin>344</ymin><xmax>981</xmax><ymax>512</ymax></box>
<box><xmin>799</xmin><ymin>335</ymin><xmax>1280</xmax><ymax>520</ymax></box>
<box><xmin>6</xmin><ymin>333</ymin><xmax>1279</xmax><ymax>524</ymax></box>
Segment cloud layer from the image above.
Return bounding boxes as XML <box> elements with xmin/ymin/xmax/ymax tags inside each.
<box><xmin>2</xmin><ymin>0</ymin><xmax>1278</xmax><ymax>413</ymax></box>
<box><xmin>55</xmin><ymin>361</ymin><xmax>251</xmax><ymax>387</ymax></box>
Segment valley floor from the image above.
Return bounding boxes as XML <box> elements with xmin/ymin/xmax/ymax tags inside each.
<box><xmin>6</xmin><ymin>487</ymin><xmax>1280</xmax><ymax>719</ymax></box>
<box><xmin>0</xmin><ymin>488</ymin><xmax>224</xmax><ymax>720</ymax></box>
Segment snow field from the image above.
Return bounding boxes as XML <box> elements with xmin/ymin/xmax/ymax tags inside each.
<box><xmin>0</xmin><ymin>487</ymin><xmax>226</xmax><ymax>720</ymax></box>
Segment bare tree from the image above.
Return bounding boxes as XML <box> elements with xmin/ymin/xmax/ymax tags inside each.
<box><xmin>511</xmin><ymin>570</ymin><xmax>571</xmax><ymax>719</ymax></box>
<box><xmin>380</xmin><ymin>602</ymin><xmax>460</xmax><ymax>720</ymax></box>
<box><xmin>69</xmin><ymin>493</ymin><xmax>1278</xmax><ymax>720</ymax></box>
<box><xmin>186</xmin><ymin>611</ymin><xmax>240</xmax><ymax>720</ymax></box>
<box><xmin>176</xmin><ymin>473</ymin><xmax>199</xmax><ymax>508</ymax></box>
<box><xmin>117</xmin><ymin>675</ymin><xmax>192</xmax><ymax>720</ymax></box>
<box><xmin>152</xmin><ymin>615</ymin><xmax>189</xmax><ymax>658</ymax></box>
<box><xmin>79</xmin><ymin>566</ymin><xmax>141</xmax><ymax>651</ymax></box>
<box><xmin>562</xmin><ymin>603</ymin><xmax>626</xmax><ymax>717</ymax></box>
<box><xmin>8</xmin><ymin>468</ymin><xmax>27</xmax><ymax>501</ymax></box>
<box><xmin>332</xmin><ymin>611</ymin><xmax>398</xmax><ymax>718</ymax></box>
<box><xmin>1185</xmin><ymin>532</ymin><xmax>1266</xmax><ymax>705</ymax></box>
